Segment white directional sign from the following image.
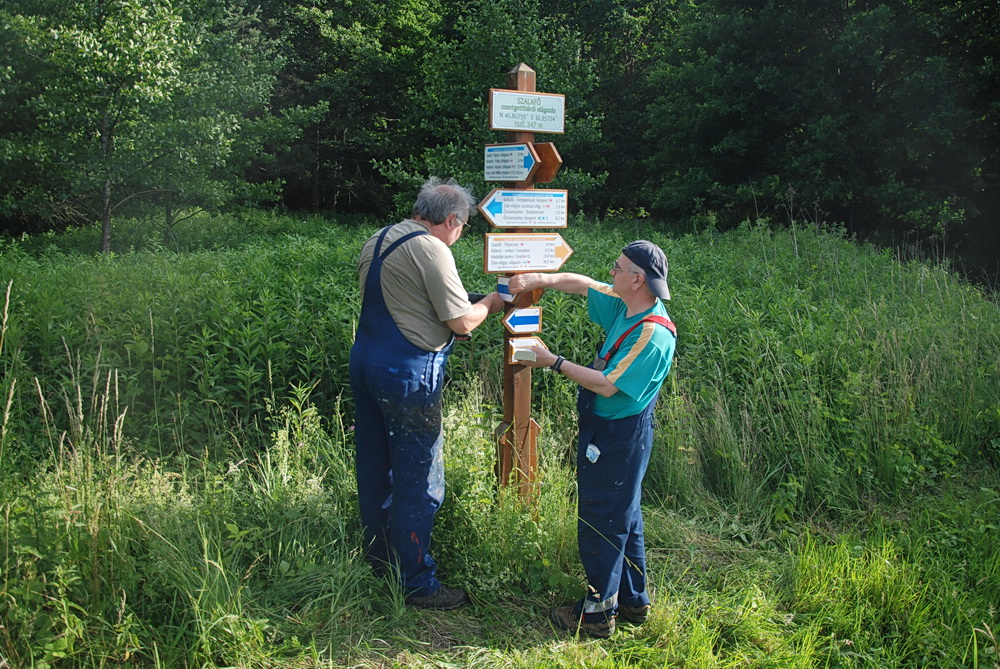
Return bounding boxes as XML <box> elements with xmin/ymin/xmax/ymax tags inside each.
<box><xmin>484</xmin><ymin>233</ymin><xmax>573</xmax><ymax>273</ymax></box>
<box><xmin>503</xmin><ymin>307</ymin><xmax>543</xmax><ymax>334</ymax></box>
<box><xmin>509</xmin><ymin>337</ymin><xmax>548</xmax><ymax>364</ymax></box>
<box><xmin>478</xmin><ymin>189</ymin><xmax>569</xmax><ymax>228</ymax></box>
<box><xmin>489</xmin><ymin>89</ymin><xmax>565</xmax><ymax>134</ymax></box>
<box><xmin>484</xmin><ymin>143</ymin><xmax>539</xmax><ymax>182</ymax></box>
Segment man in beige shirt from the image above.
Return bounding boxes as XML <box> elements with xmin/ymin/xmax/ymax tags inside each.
<box><xmin>349</xmin><ymin>177</ymin><xmax>504</xmax><ymax>609</ymax></box>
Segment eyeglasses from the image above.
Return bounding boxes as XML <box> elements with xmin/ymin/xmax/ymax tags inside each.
<box><xmin>611</xmin><ymin>261</ymin><xmax>642</xmax><ymax>275</ymax></box>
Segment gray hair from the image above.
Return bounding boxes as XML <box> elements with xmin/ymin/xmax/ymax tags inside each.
<box><xmin>411</xmin><ymin>177</ymin><xmax>476</xmax><ymax>225</ymax></box>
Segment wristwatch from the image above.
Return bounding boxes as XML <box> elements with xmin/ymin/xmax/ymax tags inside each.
<box><xmin>550</xmin><ymin>355</ymin><xmax>566</xmax><ymax>372</ymax></box>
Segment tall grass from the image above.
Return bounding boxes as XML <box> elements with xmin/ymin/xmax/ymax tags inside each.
<box><xmin>1</xmin><ymin>212</ymin><xmax>998</xmax><ymax>666</ymax></box>
<box><xmin>648</xmin><ymin>221</ymin><xmax>1000</xmax><ymax>519</ymax></box>
<box><xmin>1</xmin><ymin>221</ymin><xmax>365</xmax><ymax>461</ymax></box>
<box><xmin>0</xmin><ymin>367</ymin><xmax>586</xmax><ymax>665</ymax></box>
<box><xmin>5</xmin><ymin>214</ymin><xmax>995</xmax><ymax>515</ymax></box>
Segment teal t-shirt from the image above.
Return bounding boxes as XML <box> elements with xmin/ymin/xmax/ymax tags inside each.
<box><xmin>587</xmin><ymin>284</ymin><xmax>676</xmax><ymax>419</ymax></box>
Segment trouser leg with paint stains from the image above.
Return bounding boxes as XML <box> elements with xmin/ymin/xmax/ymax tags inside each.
<box><xmin>350</xmin><ymin>348</ymin><xmax>448</xmax><ymax>598</ymax></box>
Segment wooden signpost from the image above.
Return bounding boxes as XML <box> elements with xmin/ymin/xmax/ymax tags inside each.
<box><xmin>480</xmin><ymin>63</ymin><xmax>570</xmax><ymax>503</ymax></box>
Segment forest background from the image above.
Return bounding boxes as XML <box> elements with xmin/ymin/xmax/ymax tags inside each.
<box><xmin>1</xmin><ymin>0</ymin><xmax>998</xmax><ymax>281</ymax></box>
<box><xmin>2</xmin><ymin>0</ymin><xmax>1000</xmax><ymax>666</ymax></box>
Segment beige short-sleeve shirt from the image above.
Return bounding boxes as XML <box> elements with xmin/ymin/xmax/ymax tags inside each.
<box><xmin>357</xmin><ymin>220</ymin><xmax>472</xmax><ymax>351</ymax></box>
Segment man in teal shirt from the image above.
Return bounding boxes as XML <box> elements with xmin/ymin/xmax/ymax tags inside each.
<box><xmin>509</xmin><ymin>240</ymin><xmax>676</xmax><ymax>638</ymax></box>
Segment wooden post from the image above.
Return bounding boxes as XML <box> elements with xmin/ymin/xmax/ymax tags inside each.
<box><xmin>496</xmin><ymin>63</ymin><xmax>542</xmax><ymax>503</ymax></box>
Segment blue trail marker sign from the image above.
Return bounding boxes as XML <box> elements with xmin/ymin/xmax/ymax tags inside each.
<box><xmin>503</xmin><ymin>307</ymin><xmax>543</xmax><ymax>334</ymax></box>
<box><xmin>484</xmin><ymin>143</ymin><xmax>539</xmax><ymax>182</ymax></box>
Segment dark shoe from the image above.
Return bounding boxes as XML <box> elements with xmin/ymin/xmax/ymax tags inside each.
<box><xmin>550</xmin><ymin>605</ymin><xmax>615</xmax><ymax>638</ymax></box>
<box><xmin>406</xmin><ymin>585</ymin><xmax>468</xmax><ymax>610</ymax></box>
<box><xmin>618</xmin><ymin>604</ymin><xmax>650</xmax><ymax>624</ymax></box>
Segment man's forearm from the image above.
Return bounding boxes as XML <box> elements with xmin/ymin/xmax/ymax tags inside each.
<box><xmin>447</xmin><ymin>292</ymin><xmax>504</xmax><ymax>334</ymax></box>
<box><xmin>530</xmin><ymin>346</ymin><xmax>618</xmax><ymax>398</ymax></box>
<box><xmin>509</xmin><ymin>272</ymin><xmax>596</xmax><ymax>296</ymax></box>
<box><xmin>557</xmin><ymin>357</ymin><xmax>618</xmax><ymax>397</ymax></box>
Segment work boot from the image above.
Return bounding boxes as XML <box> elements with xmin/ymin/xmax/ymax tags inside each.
<box><xmin>405</xmin><ymin>585</ymin><xmax>468</xmax><ymax>610</ymax></box>
<box><xmin>618</xmin><ymin>604</ymin><xmax>650</xmax><ymax>624</ymax></box>
<box><xmin>550</xmin><ymin>605</ymin><xmax>615</xmax><ymax>638</ymax></box>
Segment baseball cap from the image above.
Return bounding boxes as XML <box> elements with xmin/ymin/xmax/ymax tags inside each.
<box><xmin>622</xmin><ymin>240</ymin><xmax>671</xmax><ymax>300</ymax></box>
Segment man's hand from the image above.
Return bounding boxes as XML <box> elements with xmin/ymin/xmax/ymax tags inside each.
<box><xmin>482</xmin><ymin>291</ymin><xmax>505</xmax><ymax>314</ymax></box>
<box><xmin>517</xmin><ymin>346</ymin><xmax>620</xmax><ymax>398</ymax></box>
<box><xmin>516</xmin><ymin>345</ymin><xmax>557</xmax><ymax>369</ymax></box>
<box><xmin>508</xmin><ymin>272</ymin><xmax>595</xmax><ymax>297</ymax></box>
<box><xmin>508</xmin><ymin>273</ymin><xmax>543</xmax><ymax>295</ymax></box>
<box><xmin>448</xmin><ymin>292</ymin><xmax>505</xmax><ymax>335</ymax></box>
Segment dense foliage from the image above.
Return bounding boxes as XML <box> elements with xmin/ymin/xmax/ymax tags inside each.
<box><xmin>1</xmin><ymin>213</ymin><xmax>997</xmax><ymax>665</ymax></box>
<box><xmin>2</xmin><ymin>0</ymin><xmax>997</xmax><ymax>271</ymax></box>
<box><xmin>2</xmin><ymin>211</ymin><xmax>997</xmax><ymax>511</ymax></box>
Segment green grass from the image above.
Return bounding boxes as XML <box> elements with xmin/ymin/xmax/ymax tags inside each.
<box><xmin>1</xmin><ymin>211</ymin><xmax>998</xmax><ymax>666</ymax></box>
<box><xmin>3</xmin><ymin>389</ymin><xmax>996</xmax><ymax>666</ymax></box>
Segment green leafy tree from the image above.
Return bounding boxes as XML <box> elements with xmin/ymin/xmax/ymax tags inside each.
<box><xmin>375</xmin><ymin>0</ymin><xmax>604</xmax><ymax>214</ymax></box>
<box><xmin>540</xmin><ymin>0</ymin><xmax>686</xmax><ymax>218</ymax></box>
<box><xmin>0</xmin><ymin>0</ymin><xmax>309</xmax><ymax>251</ymax></box>
<box><xmin>643</xmin><ymin>0</ymin><xmax>984</xmax><ymax>240</ymax></box>
<box><xmin>1</xmin><ymin>0</ymin><xmax>195</xmax><ymax>250</ymax></box>
<box><xmin>137</xmin><ymin>4</ymin><xmax>321</xmax><ymax>245</ymax></box>
<box><xmin>253</xmin><ymin>0</ymin><xmax>442</xmax><ymax>214</ymax></box>
<box><xmin>908</xmin><ymin>0</ymin><xmax>1000</xmax><ymax>275</ymax></box>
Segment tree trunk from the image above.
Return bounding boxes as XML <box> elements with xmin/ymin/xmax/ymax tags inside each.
<box><xmin>101</xmin><ymin>178</ymin><xmax>112</xmax><ymax>254</ymax></box>
<box><xmin>312</xmin><ymin>128</ymin><xmax>320</xmax><ymax>211</ymax></box>
<box><xmin>163</xmin><ymin>190</ymin><xmax>175</xmax><ymax>246</ymax></box>
<box><xmin>100</xmin><ymin>111</ymin><xmax>113</xmax><ymax>254</ymax></box>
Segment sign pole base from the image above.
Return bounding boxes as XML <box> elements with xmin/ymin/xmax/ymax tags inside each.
<box><xmin>494</xmin><ymin>418</ymin><xmax>540</xmax><ymax>504</ymax></box>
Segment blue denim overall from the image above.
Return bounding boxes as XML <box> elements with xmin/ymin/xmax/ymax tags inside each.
<box><xmin>574</xmin><ymin>383</ymin><xmax>657</xmax><ymax>621</ymax></box>
<box><xmin>348</xmin><ymin>226</ymin><xmax>454</xmax><ymax>598</ymax></box>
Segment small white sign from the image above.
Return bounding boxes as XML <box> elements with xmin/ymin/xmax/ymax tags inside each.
<box><xmin>512</xmin><ymin>348</ymin><xmax>536</xmax><ymax>362</ymax></box>
<box><xmin>490</xmin><ymin>89</ymin><xmax>565</xmax><ymax>134</ymax></box>
<box><xmin>508</xmin><ymin>337</ymin><xmax>547</xmax><ymax>365</ymax></box>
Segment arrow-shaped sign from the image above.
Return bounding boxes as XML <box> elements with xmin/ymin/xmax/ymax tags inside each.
<box><xmin>478</xmin><ymin>188</ymin><xmax>569</xmax><ymax>228</ymax></box>
<box><xmin>484</xmin><ymin>143</ymin><xmax>539</xmax><ymax>183</ymax></box>
<box><xmin>484</xmin><ymin>233</ymin><xmax>573</xmax><ymax>273</ymax></box>
<box><xmin>503</xmin><ymin>307</ymin><xmax>543</xmax><ymax>334</ymax></box>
